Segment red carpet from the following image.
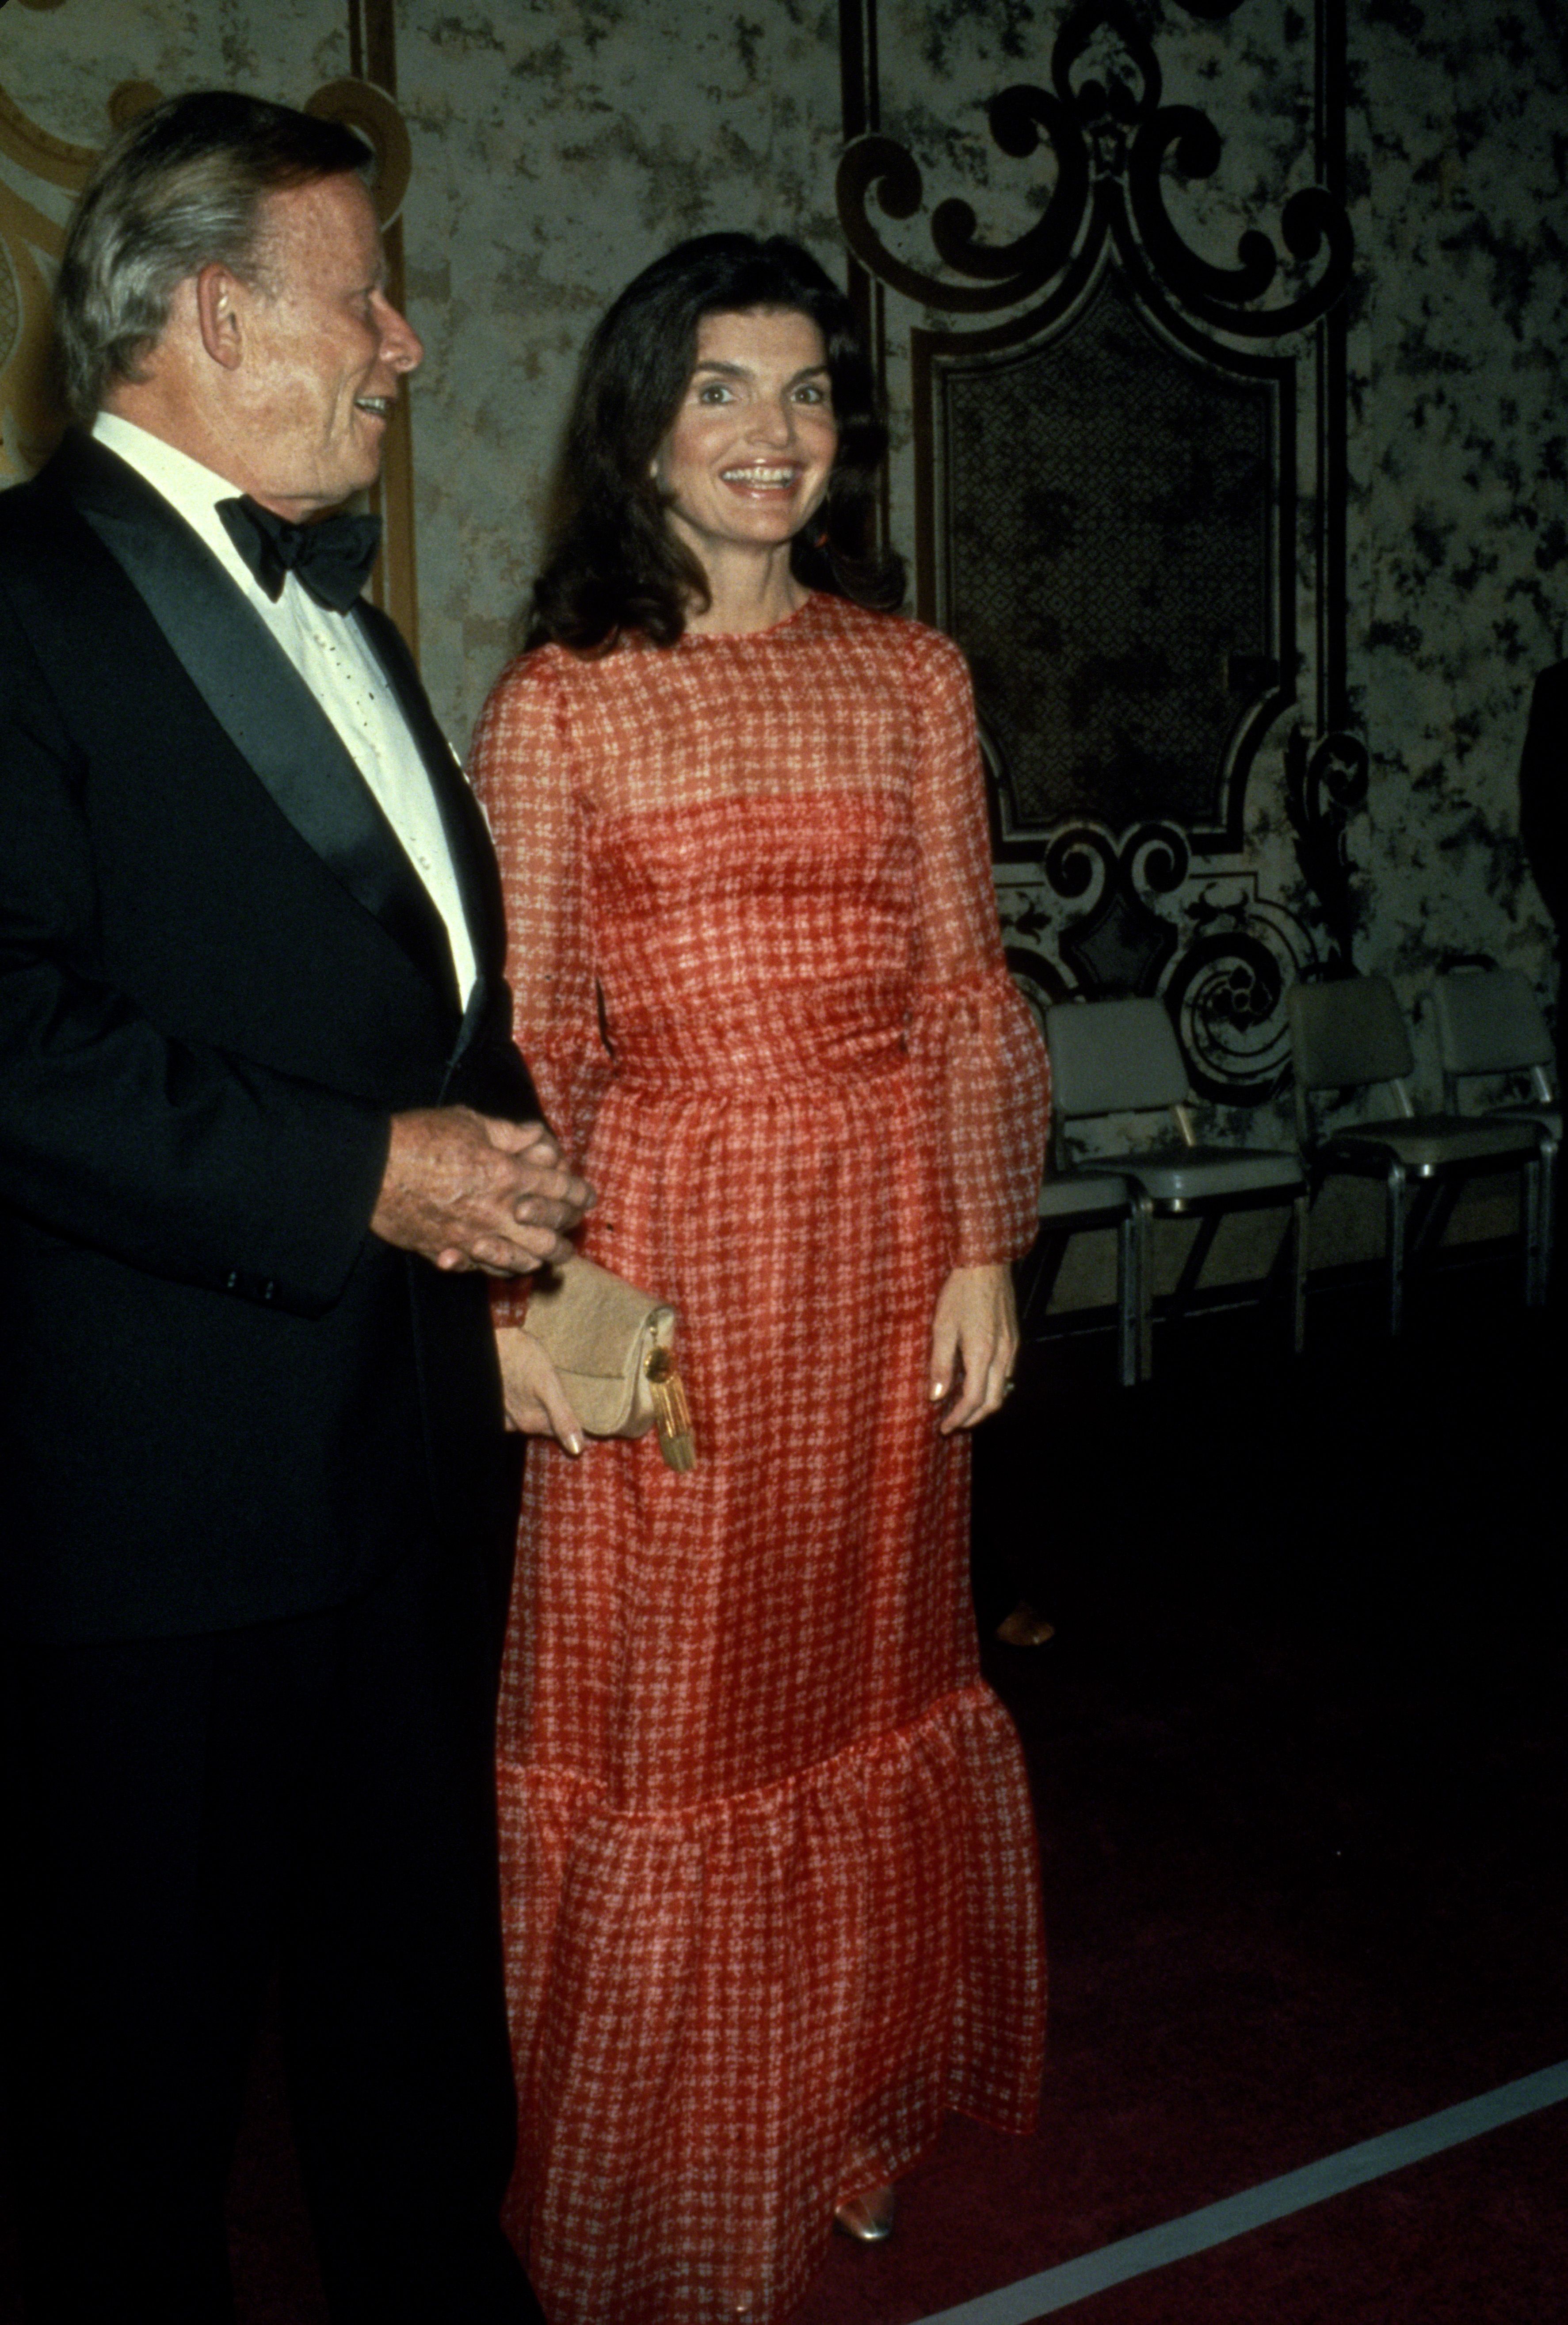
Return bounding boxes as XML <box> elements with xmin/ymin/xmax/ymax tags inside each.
<box><xmin>4</xmin><ymin>1262</ymin><xmax>1565</xmax><ymax>2323</ymax></box>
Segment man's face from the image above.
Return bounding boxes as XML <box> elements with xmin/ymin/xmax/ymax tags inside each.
<box><xmin>229</xmin><ymin>171</ymin><xmax>422</xmax><ymax>519</ymax></box>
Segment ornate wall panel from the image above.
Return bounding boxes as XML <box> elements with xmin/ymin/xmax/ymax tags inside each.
<box><xmin>838</xmin><ymin>0</ymin><xmax>1363</xmax><ymax>1106</ymax></box>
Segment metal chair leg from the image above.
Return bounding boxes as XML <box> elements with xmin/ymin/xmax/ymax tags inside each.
<box><xmin>1386</xmin><ymin>1161</ymin><xmax>1408</xmax><ymax>1335</ymax></box>
<box><xmin>1133</xmin><ymin>1196</ymin><xmax>1154</xmax><ymax>1383</ymax></box>
<box><xmin>1541</xmin><ymin>1135</ymin><xmax>1559</xmax><ymax>1298</ymax></box>
<box><xmin>1517</xmin><ymin>1158</ymin><xmax>1535</xmax><ymax>1311</ymax></box>
<box><xmin>1288</xmin><ymin>1187</ymin><xmax>1309</xmax><ymax>1354</ymax></box>
<box><xmin>1114</xmin><ymin>1205</ymin><xmax>1139</xmax><ymax>1388</ymax></box>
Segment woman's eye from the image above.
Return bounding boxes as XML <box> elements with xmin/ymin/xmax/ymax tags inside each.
<box><xmin>697</xmin><ymin>383</ymin><xmax>732</xmax><ymax>404</ymax></box>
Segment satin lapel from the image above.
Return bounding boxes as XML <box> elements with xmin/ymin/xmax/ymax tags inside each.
<box><xmin>56</xmin><ymin>433</ymin><xmax>457</xmax><ymax>1009</ymax></box>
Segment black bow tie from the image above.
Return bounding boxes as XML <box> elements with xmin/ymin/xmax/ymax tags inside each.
<box><xmin>217</xmin><ymin>495</ymin><xmax>382</xmax><ymax>614</ymax></box>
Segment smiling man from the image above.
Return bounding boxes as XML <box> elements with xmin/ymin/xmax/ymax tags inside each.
<box><xmin>0</xmin><ymin>92</ymin><xmax>582</xmax><ymax>2325</ymax></box>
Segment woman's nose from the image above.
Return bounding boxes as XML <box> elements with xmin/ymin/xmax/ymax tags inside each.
<box><xmin>747</xmin><ymin>397</ymin><xmax>796</xmax><ymax>446</ymax></box>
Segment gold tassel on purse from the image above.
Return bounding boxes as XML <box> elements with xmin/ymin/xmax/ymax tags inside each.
<box><xmin>644</xmin><ymin>1345</ymin><xmax>695</xmax><ymax>1472</ymax></box>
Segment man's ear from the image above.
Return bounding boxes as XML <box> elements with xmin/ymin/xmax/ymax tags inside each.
<box><xmin>195</xmin><ymin>263</ymin><xmax>245</xmax><ymax>370</ymax></box>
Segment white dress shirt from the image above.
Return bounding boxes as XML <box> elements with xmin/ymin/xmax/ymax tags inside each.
<box><xmin>92</xmin><ymin>413</ymin><xmax>477</xmax><ymax>1004</ymax></box>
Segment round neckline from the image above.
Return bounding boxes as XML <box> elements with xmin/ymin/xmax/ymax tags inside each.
<box><xmin>677</xmin><ymin>592</ymin><xmax>826</xmax><ymax>646</ymax></box>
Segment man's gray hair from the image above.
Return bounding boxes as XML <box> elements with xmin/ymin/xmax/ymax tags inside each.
<box><xmin>54</xmin><ymin>89</ymin><xmax>371</xmax><ymax>423</ymax></box>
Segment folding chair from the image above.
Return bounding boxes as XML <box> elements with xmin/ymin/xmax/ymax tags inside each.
<box><xmin>1046</xmin><ymin>997</ymin><xmax>1307</xmax><ymax>1376</ymax></box>
<box><xmin>1287</xmin><ymin>973</ymin><xmax>1545</xmax><ymax>1333</ymax></box>
<box><xmin>1432</xmin><ymin>968</ymin><xmax>1559</xmax><ymax>1303</ymax></box>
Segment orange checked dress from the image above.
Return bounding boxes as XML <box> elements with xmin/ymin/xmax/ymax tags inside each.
<box><xmin>469</xmin><ymin>592</ymin><xmax>1049</xmax><ymax>2325</ymax></box>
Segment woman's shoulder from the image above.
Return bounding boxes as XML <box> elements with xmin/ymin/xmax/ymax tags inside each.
<box><xmin>811</xmin><ymin>598</ymin><xmax>972</xmax><ymax>699</ymax></box>
<box><xmin>477</xmin><ymin>636</ymin><xmax>635</xmax><ymax>731</ymax></box>
<box><xmin>483</xmin><ymin>638</ymin><xmax>578</xmax><ymax>697</ymax></box>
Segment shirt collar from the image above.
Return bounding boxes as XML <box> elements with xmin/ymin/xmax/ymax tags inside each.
<box><xmin>91</xmin><ymin>413</ymin><xmax>272</xmax><ymax>602</ymax></box>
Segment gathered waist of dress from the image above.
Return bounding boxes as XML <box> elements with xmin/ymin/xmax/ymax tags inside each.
<box><xmin>609</xmin><ymin>1001</ymin><xmax>912</xmax><ymax>1099</ymax></box>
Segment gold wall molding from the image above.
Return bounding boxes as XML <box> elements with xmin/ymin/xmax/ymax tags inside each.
<box><xmin>0</xmin><ymin>81</ymin><xmax>95</xmax><ymax>186</ymax></box>
<box><xmin>0</xmin><ymin>0</ymin><xmax>420</xmax><ymax>653</ymax></box>
<box><xmin>0</xmin><ymin>81</ymin><xmax>82</xmax><ymax>478</ymax></box>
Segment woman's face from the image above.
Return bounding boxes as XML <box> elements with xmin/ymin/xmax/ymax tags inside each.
<box><xmin>653</xmin><ymin>306</ymin><xmax>838</xmax><ymax>567</ymax></box>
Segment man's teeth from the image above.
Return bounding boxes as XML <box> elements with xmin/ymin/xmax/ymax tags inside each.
<box><xmin>355</xmin><ymin>396</ymin><xmax>393</xmax><ymax>416</ymax></box>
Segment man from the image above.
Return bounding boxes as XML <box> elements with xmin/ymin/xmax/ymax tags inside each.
<box><xmin>0</xmin><ymin>92</ymin><xmax>587</xmax><ymax>2322</ymax></box>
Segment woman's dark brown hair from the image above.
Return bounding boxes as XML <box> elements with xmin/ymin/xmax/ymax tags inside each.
<box><xmin>526</xmin><ymin>232</ymin><xmax>904</xmax><ymax>651</ymax></box>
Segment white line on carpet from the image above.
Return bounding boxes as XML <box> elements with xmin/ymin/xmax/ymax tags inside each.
<box><xmin>911</xmin><ymin>2059</ymin><xmax>1568</xmax><ymax>2324</ymax></box>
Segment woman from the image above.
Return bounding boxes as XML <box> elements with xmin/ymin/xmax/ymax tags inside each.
<box><xmin>471</xmin><ymin>233</ymin><xmax>1049</xmax><ymax>2325</ymax></box>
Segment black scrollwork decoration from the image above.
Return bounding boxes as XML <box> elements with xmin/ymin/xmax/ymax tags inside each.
<box><xmin>1046</xmin><ymin>821</ymin><xmax>1189</xmax><ymax>997</ymax></box>
<box><xmin>1161</xmin><ymin>880</ymin><xmax>1320</xmax><ymax>1100</ymax></box>
<box><xmin>836</xmin><ymin>0</ymin><xmax>1351</xmax><ymax>338</ymax></box>
<box><xmin>1168</xmin><ymin>926</ymin><xmax>1282</xmax><ymax>1098</ymax></box>
<box><xmin>1283</xmin><ymin>726</ymin><xmax>1370</xmax><ymax>973</ymax></box>
<box><xmin>836</xmin><ymin>84</ymin><xmax>1088</xmax><ymax>316</ymax></box>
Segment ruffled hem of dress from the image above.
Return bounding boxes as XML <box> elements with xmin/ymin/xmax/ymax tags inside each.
<box><xmin>496</xmin><ymin>1680</ymin><xmax>1044</xmax><ymax>2325</ymax></box>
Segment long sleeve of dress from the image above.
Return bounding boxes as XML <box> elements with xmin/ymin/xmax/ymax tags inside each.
<box><xmin>468</xmin><ymin>651</ymin><xmax>614</xmax><ymax>1323</ymax></box>
<box><xmin>904</xmin><ymin>626</ymin><xmax>1050</xmax><ymax>1265</ymax></box>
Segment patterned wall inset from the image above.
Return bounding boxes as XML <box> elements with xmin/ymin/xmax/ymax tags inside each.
<box><xmin>946</xmin><ymin>272</ymin><xmax>1276</xmax><ymax>845</ymax></box>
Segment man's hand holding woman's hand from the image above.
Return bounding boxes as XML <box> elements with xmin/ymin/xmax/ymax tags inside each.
<box><xmin>371</xmin><ymin>1109</ymin><xmax>595</xmax><ymax>1276</ymax></box>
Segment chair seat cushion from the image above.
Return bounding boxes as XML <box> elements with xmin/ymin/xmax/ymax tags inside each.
<box><xmin>1038</xmin><ymin>1171</ymin><xmax>1135</xmax><ymax>1222</ymax></box>
<box><xmin>1080</xmin><ymin>1151</ymin><xmax>1303</xmax><ymax>1204</ymax></box>
<box><xmin>1491</xmin><ymin>1104</ymin><xmax>1562</xmax><ymax>1140</ymax></box>
<box><xmin>1328</xmin><ymin>1115</ymin><xmax>1541</xmax><ymax>1168</ymax></box>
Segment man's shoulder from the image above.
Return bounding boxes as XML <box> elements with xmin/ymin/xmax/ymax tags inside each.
<box><xmin>0</xmin><ymin>438</ymin><xmax>114</xmax><ymax>576</ymax></box>
<box><xmin>0</xmin><ymin>455</ymin><xmax>69</xmax><ymax>548</ymax></box>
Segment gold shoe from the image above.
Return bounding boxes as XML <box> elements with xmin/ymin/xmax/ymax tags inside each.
<box><xmin>996</xmin><ymin>1599</ymin><xmax>1056</xmax><ymax>1647</ymax></box>
<box><xmin>835</xmin><ymin>2183</ymin><xmax>895</xmax><ymax>2242</ymax></box>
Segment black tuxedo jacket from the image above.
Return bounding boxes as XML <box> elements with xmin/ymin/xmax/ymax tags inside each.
<box><xmin>0</xmin><ymin>431</ymin><xmax>539</xmax><ymax>1643</ymax></box>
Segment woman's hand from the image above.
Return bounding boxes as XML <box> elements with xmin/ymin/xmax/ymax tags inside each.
<box><xmin>927</xmin><ymin>1264</ymin><xmax>1019</xmax><ymax>1434</ymax></box>
<box><xmin>495</xmin><ymin>1325</ymin><xmax>585</xmax><ymax>1454</ymax></box>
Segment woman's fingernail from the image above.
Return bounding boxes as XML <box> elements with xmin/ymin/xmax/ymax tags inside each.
<box><xmin>930</xmin><ymin>1380</ymin><xmax>946</xmax><ymax>1400</ymax></box>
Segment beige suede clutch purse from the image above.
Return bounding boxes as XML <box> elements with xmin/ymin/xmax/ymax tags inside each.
<box><xmin>526</xmin><ymin>1255</ymin><xmax>695</xmax><ymax>1471</ymax></box>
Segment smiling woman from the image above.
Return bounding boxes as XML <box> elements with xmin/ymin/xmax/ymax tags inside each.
<box><xmin>528</xmin><ymin>232</ymin><xmax>903</xmax><ymax>651</ymax></box>
<box><xmin>653</xmin><ymin>308</ymin><xmax>839</xmax><ymax>626</ymax></box>
<box><xmin>472</xmin><ymin>230</ymin><xmax>1050</xmax><ymax>2325</ymax></box>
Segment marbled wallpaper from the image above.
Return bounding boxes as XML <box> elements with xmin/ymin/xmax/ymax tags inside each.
<box><xmin>2</xmin><ymin>0</ymin><xmax>1564</xmax><ymax>1291</ymax></box>
<box><xmin>390</xmin><ymin>0</ymin><xmax>850</xmax><ymax>741</ymax></box>
<box><xmin>1360</xmin><ymin>1</ymin><xmax>1567</xmax><ymax>993</ymax></box>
